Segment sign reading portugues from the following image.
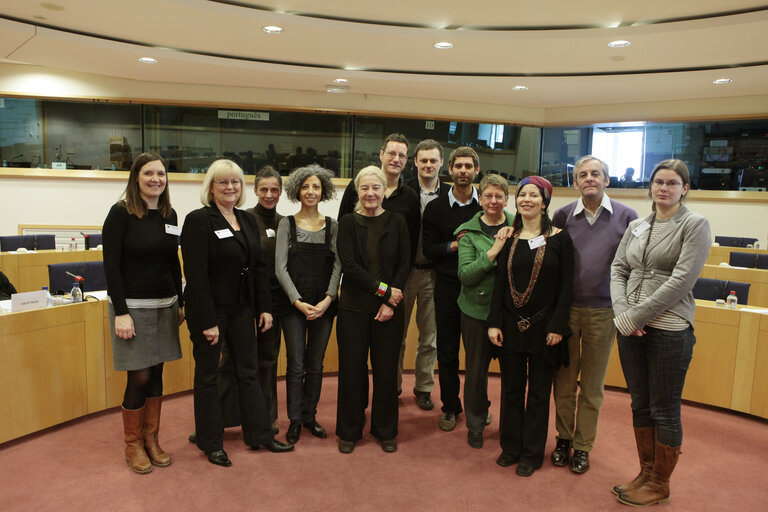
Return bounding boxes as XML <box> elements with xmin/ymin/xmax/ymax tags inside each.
<box><xmin>217</xmin><ymin>110</ymin><xmax>270</xmax><ymax>121</ymax></box>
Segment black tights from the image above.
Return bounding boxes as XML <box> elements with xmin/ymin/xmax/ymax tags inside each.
<box><xmin>122</xmin><ymin>363</ymin><xmax>164</xmax><ymax>410</ymax></box>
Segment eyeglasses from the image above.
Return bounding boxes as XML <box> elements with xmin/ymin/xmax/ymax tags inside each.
<box><xmin>384</xmin><ymin>150</ymin><xmax>408</xmax><ymax>161</ymax></box>
<box><xmin>652</xmin><ymin>179</ymin><xmax>682</xmax><ymax>188</ymax></box>
<box><xmin>214</xmin><ymin>179</ymin><xmax>241</xmax><ymax>187</ymax></box>
<box><xmin>481</xmin><ymin>193</ymin><xmax>506</xmax><ymax>202</ymax></box>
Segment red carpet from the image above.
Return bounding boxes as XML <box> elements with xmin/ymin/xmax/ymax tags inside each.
<box><xmin>1</xmin><ymin>373</ymin><xmax>766</xmax><ymax>511</ymax></box>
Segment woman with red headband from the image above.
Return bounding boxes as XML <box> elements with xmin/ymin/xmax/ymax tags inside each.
<box><xmin>488</xmin><ymin>176</ymin><xmax>574</xmax><ymax>477</ymax></box>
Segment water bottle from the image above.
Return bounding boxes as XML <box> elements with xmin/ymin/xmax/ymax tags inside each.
<box><xmin>70</xmin><ymin>282</ymin><xmax>83</xmax><ymax>303</ymax></box>
<box><xmin>69</xmin><ymin>237</ymin><xmax>77</xmax><ymax>251</ymax></box>
<box><xmin>42</xmin><ymin>286</ymin><xmax>53</xmax><ymax>307</ymax></box>
<box><xmin>726</xmin><ymin>291</ymin><xmax>738</xmax><ymax>310</ymax></box>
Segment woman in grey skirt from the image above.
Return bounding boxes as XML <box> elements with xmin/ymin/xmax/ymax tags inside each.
<box><xmin>103</xmin><ymin>152</ymin><xmax>185</xmax><ymax>474</ymax></box>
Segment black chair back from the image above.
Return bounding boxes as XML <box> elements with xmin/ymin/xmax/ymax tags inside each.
<box><xmin>692</xmin><ymin>277</ymin><xmax>751</xmax><ymax>305</ymax></box>
<box><xmin>715</xmin><ymin>236</ymin><xmax>759</xmax><ymax>248</ymax></box>
<box><xmin>85</xmin><ymin>233</ymin><xmax>103</xmax><ymax>249</ymax></box>
<box><xmin>48</xmin><ymin>261</ymin><xmax>107</xmax><ymax>294</ymax></box>
<box><xmin>34</xmin><ymin>234</ymin><xmax>56</xmax><ymax>250</ymax></box>
<box><xmin>0</xmin><ymin>235</ymin><xmax>35</xmax><ymax>252</ymax></box>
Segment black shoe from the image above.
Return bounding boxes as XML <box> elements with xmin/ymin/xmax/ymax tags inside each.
<box><xmin>516</xmin><ymin>461</ymin><xmax>535</xmax><ymax>477</ymax></box>
<box><xmin>286</xmin><ymin>421</ymin><xmax>301</xmax><ymax>443</ymax></box>
<box><xmin>188</xmin><ymin>431</ymin><xmax>197</xmax><ymax>444</ymax></box>
<box><xmin>467</xmin><ymin>431</ymin><xmax>483</xmax><ymax>449</ymax></box>
<box><xmin>496</xmin><ymin>452</ymin><xmax>518</xmax><ymax>467</ymax></box>
<box><xmin>303</xmin><ymin>420</ymin><xmax>328</xmax><ymax>438</ymax></box>
<box><xmin>551</xmin><ymin>438</ymin><xmax>571</xmax><ymax>466</ymax></box>
<box><xmin>252</xmin><ymin>440</ymin><xmax>294</xmax><ymax>453</ymax></box>
<box><xmin>414</xmin><ymin>389</ymin><xmax>434</xmax><ymax>411</ymax></box>
<box><xmin>570</xmin><ymin>449</ymin><xmax>590</xmax><ymax>474</ymax></box>
<box><xmin>207</xmin><ymin>449</ymin><xmax>232</xmax><ymax>467</ymax></box>
<box><xmin>338</xmin><ymin>440</ymin><xmax>355</xmax><ymax>454</ymax></box>
<box><xmin>380</xmin><ymin>438</ymin><xmax>397</xmax><ymax>453</ymax></box>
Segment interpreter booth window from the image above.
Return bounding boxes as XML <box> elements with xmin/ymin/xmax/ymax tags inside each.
<box><xmin>143</xmin><ymin>105</ymin><xmax>351</xmax><ymax>176</ymax></box>
<box><xmin>353</xmin><ymin>115</ymin><xmax>540</xmax><ymax>184</ymax></box>
<box><xmin>0</xmin><ymin>97</ymin><xmax>141</xmax><ymax>170</ymax></box>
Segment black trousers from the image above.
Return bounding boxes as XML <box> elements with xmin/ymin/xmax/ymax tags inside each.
<box><xmin>336</xmin><ymin>307</ymin><xmax>404</xmax><ymax>442</ymax></box>
<box><xmin>218</xmin><ymin>315</ymin><xmax>282</xmax><ymax>427</ymax></box>
<box><xmin>435</xmin><ymin>278</ymin><xmax>463</xmax><ymax>414</ymax></box>
<box><xmin>498</xmin><ymin>351</ymin><xmax>555</xmax><ymax>469</ymax></box>
<box><xmin>191</xmin><ymin>303</ymin><xmax>273</xmax><ymax>453</ymax></box>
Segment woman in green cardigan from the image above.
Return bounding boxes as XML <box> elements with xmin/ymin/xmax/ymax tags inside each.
<box><xmin>455</xmin><ymin>173</ymin><xmax>515</xmax><ymax>449</ymax></box>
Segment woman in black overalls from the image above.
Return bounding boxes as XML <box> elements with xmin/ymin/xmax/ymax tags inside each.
<box><xmin>275</xmin><ymin>165</ymin><xmax>341</xmax><ymax>444</ymax></box>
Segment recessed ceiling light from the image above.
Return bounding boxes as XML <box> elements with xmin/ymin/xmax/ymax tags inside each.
<box><xmin>713</xmin><ymin>78</ymin><xmax>733</xmax><ymax>85</ymax></box>
<box><xmin>138</xmin><ymin>57</ymin><xmax>157</xmax><ymax>64</ymax></box>
<box><xmin>263</xmin><ymin>25</ymin><xmax>283</xmax><ymax>34</ymax></box>
<box><xmin>608</xmin><ymin>40</ymin><xmax>631</xmax><ymax>48</ymax></box>
<box><xmin>434</xmin><ymin>42</ymin><xmax>454</xmax><ymax>49</ymax></box>
<box><xmin>333</xmin><ymin>78</ymin><xmax>349</xmax><ymax>84</ymax></box>
<box><xmin>512</xmin><ymin>85</ymin><xmax>528</xmax><ymax>91</ymax></box>
<box><xmin>326</xmin><ymin>84</ymin><xmax>350</xmax><ymax>93</ymax></box>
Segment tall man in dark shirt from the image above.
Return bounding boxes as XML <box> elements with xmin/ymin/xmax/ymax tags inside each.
<box><xmin>337</xmin><ymin>133</ymin><xmax>420</xmax><ymax>265</ymax></box>
<box><xmin>422</xmin><ymin>146</ymin><xmax>481</xmax><ymax>431</ymax></box>
<box><xmin>399</xmin><ymin>139</ymin><xmax>451</xmax><ymax>410</ymax></box>
<box><xmin>551</xmin><ymin>155</ymin><xmax>637</xmax><ymax>473</ymax></box>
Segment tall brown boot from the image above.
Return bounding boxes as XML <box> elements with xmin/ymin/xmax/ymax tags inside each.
<box><xmin>122</xmin><ymin>405</ymin><xmax>152</xmax><ymax>474</ymax></box>
<box><xmin>143</xmin><ymin>396</ymin><xmax>171</xmax><ymax>467</ymax></box>
<box><xmin>612</xmin><ymin>426</ymin><xmax>655</xmax><ymax>496</ymax></box>
<box><xmin>618</xmin><ymin>442</ymin><xmax>681</xmax><ymax>507</ymax></box>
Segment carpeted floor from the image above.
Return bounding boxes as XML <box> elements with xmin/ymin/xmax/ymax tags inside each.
<box><xmin>1</xmin><ymin>373</ymin><xmax>766</xmax><ymax>511</ymax></box>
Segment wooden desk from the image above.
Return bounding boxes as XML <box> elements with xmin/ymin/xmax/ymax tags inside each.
<box><xmin>699</xmin><ymin>264</ymin><xmax>768</xmax><ymax>308</ymax></box>
<box><xmin>0</xmin><ymin>249</ymin><xmax>103</xmax><ymax>293</ymax></box>
<box><xmin>605</xmin><ymin>300</ymin><xmax>768</xmax><ymax>419</ymax></box>
<box><xmin>706</xmin><ymin>246</ymin><xmax>768</xmax><ymax>266</ymax></box>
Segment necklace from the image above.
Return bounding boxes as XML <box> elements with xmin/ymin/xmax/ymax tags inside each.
<box><xmin>507</xmin><ymin>234</ymin><xmax>547</xmax><ymax>308</ymax></box>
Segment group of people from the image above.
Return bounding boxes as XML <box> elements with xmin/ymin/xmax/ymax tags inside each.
<box><xmin>103</xmin><ymin>133</ymin><xmax>710</xmax><ymax>508</ymax></box>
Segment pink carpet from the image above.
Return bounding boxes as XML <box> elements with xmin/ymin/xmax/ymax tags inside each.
<box><xmin>1</xmin><ymin>373</ymin><xmax>766</xmax><ymax>511</ymax></box>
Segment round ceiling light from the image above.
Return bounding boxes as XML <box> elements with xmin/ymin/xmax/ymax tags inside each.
<box><xmin>512</xmin><ymin>85</ymin><xmax>528</xmax><ymax>91</ymax></box>
<box><xmin>608</xmin><ymin>40</ymin><xmax>631</xmax><ymax>48</ymax></box>
<box><xmin>333</xmin><ymin>78</ymin><xmax>349</xmax><ymax>84</ymax></box>
<box><xmin>434</xmin><ymin>42</ymin><xmax>454</xmax><ymax>49</ymax></box>
<box><xmin>263</xmin><ymin>25</ymin><xmax>284</xmax><ymax>34</ymax></box>
<box><xmin>712</xmin><ymin>78</ymin><xmax>733</xmax><ymax>85</ymax></box>
<box><xmin>138</xmin><ymin>57</ymin><xmax>158</xmax><ymax>64</ymax></box>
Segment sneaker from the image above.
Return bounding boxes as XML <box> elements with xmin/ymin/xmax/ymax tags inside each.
<box><xmin>414</xmin><ymin>390</ymin><xmax>434</xmax><ymax>411</ymax></box>
<box><xmin>439</xmin><ymin>411</ymin><xmax>457</xmax><ymax>431</ymax></box>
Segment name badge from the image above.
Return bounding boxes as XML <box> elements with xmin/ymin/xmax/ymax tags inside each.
<box><xmin>632</xmin><ymin>221</ymin><xmax>651</xmax><ymax>238</ymax></box>
<box><xmin>528</xmin><ymin>235</ymin><xmax>546</xmax><ymax>249</ymax></box>
<box><xmin>165</xmin><ymin>224</ymin><xmax>180</xmax><ymax>236</ymax></box>
<box><xmin>265</xmin><ymin>228</ymin><xmax>276</xmax><ymax>238</ymax></box>
<box><xmin>215</xmin><ymin>228</ymin><xmax>234</xmax><ymax>239</ymax></box>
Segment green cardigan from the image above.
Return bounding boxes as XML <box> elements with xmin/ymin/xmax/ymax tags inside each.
<box><xmin>455</xmin><ymin>209</ymin><xmax>515</xmax><ymax>321</ymax></box>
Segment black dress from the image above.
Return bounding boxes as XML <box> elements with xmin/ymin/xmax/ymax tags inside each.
<box><xmin>487</xmin><ymin>229</ymin><xmax>574</xmax><ymax>468</ymax></box>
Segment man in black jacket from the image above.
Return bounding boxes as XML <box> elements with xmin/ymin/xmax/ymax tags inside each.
<box><xmin>399</xmin><ymin>139</ymin><xmax>451</xmax><ymax>410</ymax></box>
<box><xmin>422</xmin><ymin>146</ymin><xmax>481</xmax><ymax>431</ymax></box>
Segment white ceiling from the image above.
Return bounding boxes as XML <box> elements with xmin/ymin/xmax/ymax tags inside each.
<box><xmin>1</xmin><ymin>0</ymin><xmax>767</xmax><ymax>110</ymax></box>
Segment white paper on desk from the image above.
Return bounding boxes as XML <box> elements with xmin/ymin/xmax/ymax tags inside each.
<box><xmin>11</xmin><ymin>290</ymin><xmax>48</xmax><ymax>312</ymax></box>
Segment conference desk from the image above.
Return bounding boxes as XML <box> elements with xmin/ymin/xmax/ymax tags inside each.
<box><xmin>605</xmin><ymin>300</ymin><xmax>768</xmax><ymax>420</ymax></box>
<box><xmin>706</xmin><ymin>246</ymin><xmax>768</xmax><ymax>266</ymax></box>
<box><xmin>0</xmin><ymin>249</ymin><xmax>102</xmax><ymax>293</ymax></box>
<box><xmin>699</xmin><ymin>264</ymin><xmax>768</xmax><ymax>308</ymax></box>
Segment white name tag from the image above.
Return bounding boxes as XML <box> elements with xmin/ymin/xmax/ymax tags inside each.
<box><xmin>11</xmin><ymin>290</ymin><xmax>48</xmax><ymax>312</ymax></box>
<box><xmin>632</xmin><ymin>221</ymin><xmax>652</xmax><ymax>238</ymax></box>
<box><xmin>165</xmin><ymin>224</ymin><xmax>180</xmax><ymax>236</ymax></box>
<box><xmin>215</xmin><ymin>228</ymin><xmax>234</xmax><ymax>239</ymax></box>
<box><xmin>265</xmin><ymin>228</ymin><xmax>276</xmax><ymax>238</ymax></box>
<box><xmin>528</xmin><ymin>235</ymin><xmax>546</xmax><ymax>249</ymax></box>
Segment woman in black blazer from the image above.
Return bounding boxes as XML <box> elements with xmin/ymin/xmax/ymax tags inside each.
<box><xmin>181</xmin><ymin>159</ymin><xmax>293</xmax><ymax>467</ymax></box>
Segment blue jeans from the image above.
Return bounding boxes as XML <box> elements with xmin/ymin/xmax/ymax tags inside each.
<box><xmin>282</xmin><ymin>310</ymin><xmax>334</xmax><ymax>423</ymax></box>
<box><xmin>617</xmin><ymin>326</ymin><xmax>695</xmax><ymax>446</ymax></box>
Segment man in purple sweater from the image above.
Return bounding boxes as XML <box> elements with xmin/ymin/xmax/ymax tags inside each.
<box><xmin>551</xmin><ymin>155</ymin><xmax>638</xmax><ymax>474</ymax></box>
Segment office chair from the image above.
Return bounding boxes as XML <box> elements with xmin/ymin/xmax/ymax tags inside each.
<box><xmin>0</xmin><ymin>235</ymin><xmax>35</xmax><ymax>252</ymax></box>
<box><xmin>34</xmin><ymin>234</ymin><xmax>56</xmax><ymax>250</ymax></box>
<box><xmin>692</xmin><ymin>277</ymin><xmax>751</xmax><ymax>305</ymax></box>
<box><xmin>715</xmin><ymin>236</ymin><xmax>759</xmax><ymax>248</ymax></box>
<box><xmin>48</xmin><ymin>261</ymin><xmax>107</xmax><ymax>294</ymax></box>
<box><xmin>729</xmin><ymin>252</ymin><xmax>768</xmax><ymax>269</ymax></box>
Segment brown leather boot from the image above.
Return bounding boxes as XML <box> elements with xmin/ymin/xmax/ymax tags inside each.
<box><xmin>122</xmin><ymin>404</ymin><xmax>152</xmax><ymax>474</ymax></box>
<box><xmin>143</xmin><ymin>396</ymin><xmax>171</xmax><ymax>467</ymax></box>
<box><xmin>618</xmin><ymin>442</ymin><xmax>680</xmax><ymax>507</ymax></box>
<box><xmin>612</xmin><ymin>426</ymin><xmax>655</xmax><ymax>496</ymax></box>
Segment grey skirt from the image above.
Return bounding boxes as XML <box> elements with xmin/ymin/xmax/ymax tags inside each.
<box><xmin>109</xmin><ymin>302</ymin><xmax>182</xmax><ymax>371</ymax></box>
